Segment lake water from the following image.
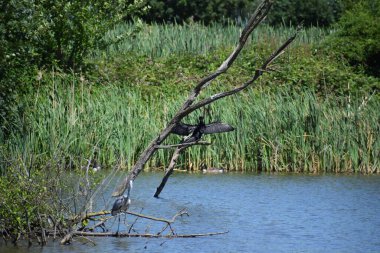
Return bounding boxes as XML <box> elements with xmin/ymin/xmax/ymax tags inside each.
<box><xmin>1</xmin><ymin>172</ymin><xmax>380</xmax><ymax>252</ymax></box>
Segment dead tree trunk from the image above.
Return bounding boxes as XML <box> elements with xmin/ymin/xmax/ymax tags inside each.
<box><xmin>153</xmin><ymin>141</ymin><xmax>211</xmax><ymax>197</ymax></box>
<box><xmin>154</xmin><ymin>147</ymin><xmax>185</xmax><ymax>198</ymax></box>
<box><xmin>113</xmin><ymin>0</ymin><xmax>299</xmax><ymax>197</ymax></box>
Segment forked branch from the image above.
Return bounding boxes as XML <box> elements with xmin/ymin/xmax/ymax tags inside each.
<box><xmin>112</xmin><ymin>0</ymin><xmax>297</xmax><ymax>198</ymax></box>
<box><xmin>176</xmin><ymin>30</ymin><xmax>300</xmax><ymax>118</ymax></box>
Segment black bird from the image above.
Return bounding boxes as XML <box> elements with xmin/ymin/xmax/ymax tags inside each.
<box><xmin>172</xmin><ymin>116</ymin><xmax>234</xmax><ymax>144</ymax></box>
<box><xmin>111</xmin><ymin>179</ymin><xmax>133</xmax><ymax>233</ymax></box>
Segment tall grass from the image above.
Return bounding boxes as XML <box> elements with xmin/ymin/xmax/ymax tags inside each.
<box><xmin>94</xmin><ymin>22</ymin><xmax>333</xmax><ymax>58</ymax></box>
<box><xmin>2</xmin><ymin>73</ymin><xmax>378</xmax><ymax>173</ymax></box>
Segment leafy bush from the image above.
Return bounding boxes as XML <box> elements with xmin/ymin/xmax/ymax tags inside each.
<box><xmin>325</xmin><ymin>0</ymin><xmax>380</xmax><ymax>76</ymax></box>
<box><xmin>0</xmin><ymin>0</ymin><xmax>146</xmax><ymax>138</ymax></box>
<box><xmin>91</xmin><ymin>40</ymin><xmax>379</xmax><ymax>95</ymax></box>
<box><xmin>0</xmin><ymin>0</ymin><xmax>146</xmax><ymax>70</ymax></box>
<box><xmin>142</xmin><ymin>0</ymin><xmax>344</xmax><ymax>27</ymax></box>
<box><xmin>0</xmin><ymin>169</ymin><xmax>52</xmax><ymax>239</ymax></box>
<box><xmin>267</xmin><ymin>0</ymin><xmax>343</xmax><ymax>27</ymax></box>
<box><xmin>142</xmin><ymin>0</ymin><xmax>255</xmax><ymax>24</ymax></box>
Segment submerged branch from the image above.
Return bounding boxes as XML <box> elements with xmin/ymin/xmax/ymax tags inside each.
<box><xmin>60</xmin><ymin>208</ymin><xmax>191</xmax><ymax>244</ymax></box>
<box><xmin>71</xmin><ymin>231</ymin><xmax>229</xmax><ymax>238</ymax></box>
<box><xmin>70</xmin><ymin>209</ymin><xmax>188</xmax><ymax>225</ymax></box>
<box><xmin>126</xmin><ymin>209</ymin><xmax>188</xmax><ymax>224</ymax></box>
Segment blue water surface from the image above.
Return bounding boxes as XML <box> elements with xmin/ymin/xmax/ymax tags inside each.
<box><xmin>1</xmin><ymin>172</ymin><xmax>380</xmax><ymax>253</ymax></box>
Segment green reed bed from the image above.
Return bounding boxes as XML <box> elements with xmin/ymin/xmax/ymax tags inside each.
<box><xmin>96</xmin><ymin>22</ymin><xmax>332</xmax><ymax>58</ymax></box>
<box><xmin>2</xmin><ymin>72</ymin><xmax>378</xmax><ymax>173</ymax></box>
<box><xmin>219</xmin><ymin>90</ymin><xmax>379</xmax><ymax>173</ymax></box>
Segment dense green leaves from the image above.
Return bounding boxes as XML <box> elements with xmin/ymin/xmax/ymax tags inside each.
<box><xmin>267</xmin><ymin>0</ymin><xmax>343</xmax><ymax>26</ymax></box>
<box><xmin>0</xmin><ymin>0</ymin><xmax>145</xmax><ymax>138</ymax></box>
<box><xmin>325</xmin><ymin>0</ymin><xmax>380</xmax><ymax>77</ymax></box>
<box><xmin>142</xmin><ymin>0</ymin><xmax>255</xmax><ymax>24</ymax></box>
<box><xmin>0</xmin><ymin>169</ymin><xmax>53</xmax><ymax>239</ymax></box>
<box><xmin>142</xmin><ymin>0</ymin><xmax>345</xmax><ymax>27</ymax></box>
<box><xmin>0</xmin><ymin>0</ymin><xmax>145</xmax><ymax>70</ymax></box>
<box><xmin>93</xmin><ymin>22</ymin><xmax>379</xmax><ymax>94</ymax></box>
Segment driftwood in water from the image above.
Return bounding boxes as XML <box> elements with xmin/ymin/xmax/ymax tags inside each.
<box><xmin>71</xmin><ymin>231</ymin><xmax>228</xmax><ymax>238</ymax></box>
<box><xmin>113</xmin><ymin>0</ymin><xmax>299</xmax><ymax>198</ymax></box>
<box><xmin>60</xmin><ymin>208</ymin><xmax>226</xmax><ymax>244</ymax></box>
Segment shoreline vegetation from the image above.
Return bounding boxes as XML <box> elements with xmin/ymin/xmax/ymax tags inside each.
<box><xmin>2</xmin><ymin>71</ymin><xmax>378</xmax><ymax>174</ymax></box>
<box><xmin>0</xmin><ymin>19</ymin><xmax>379</xmax><ymax>243</ymax></box>
<box><xmin>1</xmin><ymin>23</ymin><xmax>379</xmax><ymax>175</ymax></box>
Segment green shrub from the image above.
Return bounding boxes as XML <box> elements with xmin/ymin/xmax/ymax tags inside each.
<box><xmin>0</xmin><ymin>0</ymin><xmax>146</xmax><ymax>70</ymax></box>
<box><xmin>142</xmin><ymin>0</ymin><xmax>344</xmax><ymax>27</ymax></box>
<box><xmin>91</xmin><ymin>40</ymin><xmax>379</xmax><ymax>95</ymax></box>
<box><xmin>0</xmin><ymin>0</ymin><xmax>146</xmax><ymax>139</ymax></box>
<box><xmin>325</xmin><ymin>0</ymin><xmax>380</xmax><ymax>77</ymax></box>
<box><xmin>267</xmin><ymin>0</ymin><xmax>343</xmax><ymax>27</ymax></box>
<box><xmin>0</xmin><ymin>169</ymin><xmax>53</xmax><ymax>239</ymax></box>
<box><xmin>142</xmin><ymin>0</ymin><xmax>255</xmax><ymax>24</ymax></box>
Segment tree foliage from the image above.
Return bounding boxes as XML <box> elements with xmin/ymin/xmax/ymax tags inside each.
<box><xmin>325</xmin><ymin>0</ymin><xmax>380</xmax><ymax>77</ymax></box>
<box><xmin>142</xmin><ymin>0</ymin><xmax>255</xmax><ymax>24</ymax></box>
<box><xmin>0</xmin><ymin>0</ymin><xmax>146</xmax><ymax>137</ymax></box>
<box><xmin>0</xmin><ymin>0</ymin><xmax>145</xmax><ymax>70</ymax></box>
<box><xmin>142</xmin><ymin>0</ymin><xmax>344</xmax><ymax>27</ymax></box>
<box><xmin>267</xmin><ymin>0</ymin><xmax>343</xmax><ymax>27</ymax></box>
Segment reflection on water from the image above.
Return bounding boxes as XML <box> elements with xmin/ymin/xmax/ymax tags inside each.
<box><xmin>1</xmin><ymin>172</ymin><xmax>380</xmax><ymax>253</ymax></box>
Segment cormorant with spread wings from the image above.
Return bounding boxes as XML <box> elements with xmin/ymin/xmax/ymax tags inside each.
<box><xmin>171</xmin><ymin>116</ymin><xmax>234</xmax><ymax>144</ymax></box>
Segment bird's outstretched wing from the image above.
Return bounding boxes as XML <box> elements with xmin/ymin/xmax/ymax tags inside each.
<box><xmin>171</xmin><ymin>123</ymin><xmax>197</xmax><ymax>136</ymax></box>
<box><xmin>202</xmin><ymin>123</ymin><xmax>235</xmax><ymax>134</ymax></box>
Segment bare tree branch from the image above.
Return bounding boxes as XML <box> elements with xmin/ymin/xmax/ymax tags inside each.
<box><xmin>155</xmin><ymin>141</ymin><xmax>211</xmax><ymax>149</ymax></box>
<box><xmin>125</xmin><ymin>209</ymin><xmax>188</xmax><ymax>224</ymax></box>
<box><xmin>71</xmin><ymin>231</ymin><xmax>228</xmax><ymax>238</ymax></box>
<box><xmin>176</xmin><ymin>31</ymin><xmax>300</xmax><ymax>118</ymax></box>
<box><xmin>112</xmin><ymin>0</ymin><xmax>296</xmax><ymax>197</ymax></box>
<box><xmin>176</xmin><ymin>0</ymin><xmax>273</xmax><ymax>115</ymax></box>
<box><xmin>154</xmin><ymin>147</ymin><xmax>188</xmax><ymax>198</ymax></box>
